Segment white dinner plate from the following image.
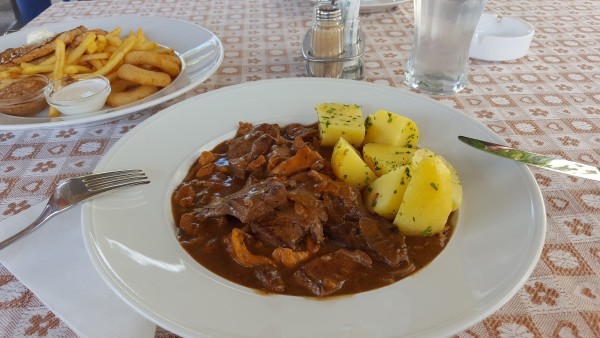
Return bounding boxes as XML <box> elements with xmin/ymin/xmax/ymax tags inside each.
<box><xmin>0</xmin><ymin>16</ymin><xmax>223</xmax><ymax>129</ymax></box>
<box><xmin>83</xmin><ymin>78</ymin><xmax>546</xmax><ymax>338</ymax></box>
<box><xmin>360</xmin><ymin>0</ymin><xmax>410</xmax><ymax>13</ymax></box>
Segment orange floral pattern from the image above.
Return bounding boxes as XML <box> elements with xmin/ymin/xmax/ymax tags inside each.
<box><xmin>525</xmin><ymin>282</ymin><xmax>560</xmax><ymax>306</ymax></box>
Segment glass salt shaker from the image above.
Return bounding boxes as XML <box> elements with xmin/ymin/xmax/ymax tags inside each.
<box><xmin>308</xmin><ymin>4</ymin><xmax>344</xmax><ymax>78</ymax></box>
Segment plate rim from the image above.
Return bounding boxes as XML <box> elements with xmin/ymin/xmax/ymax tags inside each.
<box><xmin>83</xmin><ymin>77</ymin><xmax>547</xmax><ymax>338</ymax></box>
<box><xmin>0</xmin><ymin>16</ymin><xmax>223</xmax><ymax>129</ymax></box>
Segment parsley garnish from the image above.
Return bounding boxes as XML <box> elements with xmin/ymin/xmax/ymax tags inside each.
<box><xmin>421</xmin><ymin>226</ymin><xmax>433</xmax><ymax>236</ymax></box>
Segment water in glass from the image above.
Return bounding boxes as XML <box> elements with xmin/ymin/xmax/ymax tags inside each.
<box><xmin>404</xmin><ymin>0</ymin><xmax>487</xmax><ymax>95</ymax></box>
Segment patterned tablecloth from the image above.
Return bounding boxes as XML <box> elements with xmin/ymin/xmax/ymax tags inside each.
<box><xmin>1</xmin><ymin>0</ymin><xmax>599</xmax><ymax>337</ymax></box>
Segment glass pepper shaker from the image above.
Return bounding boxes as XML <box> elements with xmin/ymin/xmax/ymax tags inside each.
<box><xmin>309</xmin><ymin>4</ymin><xmax>344</xmax><ymax>78</ymax></box>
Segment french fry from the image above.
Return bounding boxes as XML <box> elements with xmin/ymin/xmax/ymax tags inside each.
<box><xmin>53</xmin><ymin>39</ymin><xmax>66</xmax><ymax>80</ymax></box>
<box><xmin>136</xmin><ymin>28</ymin><xmax>147</xmax><ymax>42</ymax></box>
<box><xmin>40</xmin><ymin>54</ymin><xmax>57</xmax><ymax>65</ymax></box>
<box><xmin>0</xmin><ymin>68</ymin><xmax>21</xmax><ymax>79</ymax></box>
<box><xmin>104</xmin><ymin>45</ymin><xmax>118</xmax><ymax>54</ymax></box>
<box><xmin>131</xmin><ymin>40</ymin><xmax>159</xmax><ymax>51</ymax></box>
<box><xmin>88</xmin><ymin>59</ymin><xmax>104</xmax><ymax>71</ymax></box>
<box><xmin>86</xmin><ymin>41</ymin><xmax>98</xmax><ymax>54</ymax></box>
<box><xmin>106</xmin><ymin>35</ymin><xmax>122</xmax><ymax>47</ymax></box>
<box><xmin>21</xmin><ymin>64</ymin><xmax>54</xmax><ymax>74</ymax></box>
<box><xmin>66</xmin><ymin>32</ymin><xmax>96</xmax><ymax>65</ymax></box>
<box><xmin>48</xmin><ymin>106</ymin><xmax>61</xmax><ymax>118</ymax></box>
<box><xmin>64</xmin><ymin>64</ymin><xmax>93</xmax><ymax>75</ymax></box>
<box><xmin>94</xmin><ymin>34</ymin><xmax>137</xmax><ymax>76</ymax></box>
<box><xmin>80</xmin><ymin>52</ymin><xmax>110</xmax><ymax>62</ymax></box>
<box><xmin>96</xmin><ymin>35</ymin><xmax>107</xmax><ymax>52</ymax></box>
<box><xmin>107</xmin><ymin>26</ymin><xmax>122</xmax><ymax>37</ymax></box>
<box><xmin>19</xmin><ymin>62</ymin><xmax>36</xmax><ymax>69</ymax></box>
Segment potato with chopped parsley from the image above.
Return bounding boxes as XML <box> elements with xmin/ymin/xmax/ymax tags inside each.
<box><xmin>315</xmin><ymin>103</ymin><xmax>365</xmax><ymax>147</ymax></box>
<box><xmin>363</xmin><ymin>166</ymin><xmax>412</xmax><ymax>220</ymax></box>
<box><xmin>331</xmin><ymin>137</ymin><xmax>377</xmax><ymax>189</ymax></box>
<box><xmin>412</xmin><ymin>148</ymin><xmax>462</xmax><ymax>212</ymax></box>
<box><xmin>362</xmin><ymin>143</ymin><xmax>415</xmax><ymax>176</ymax></box>
<box><xmin>363</xmin><ymin>110</ymin><xmax>419</xmax><ymax>148</ymax></box>
<box><xmin>393</xmin><ymin>155</ymin><xmax>453</xmax><ymax>236</ymax></box>
<box><xmin>441</xmin><ymin>156</ymin><xmax>462</xmax><ymax>212</ymax></box>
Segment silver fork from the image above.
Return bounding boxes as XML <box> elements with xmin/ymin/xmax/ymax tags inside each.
<box><xmin>0</xmin><ymin>169</ymin><xmax>150</xmax><ymax>250</ymax></box>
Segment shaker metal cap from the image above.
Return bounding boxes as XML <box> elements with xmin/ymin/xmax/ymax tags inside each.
<box><xmin>315</xmin><ymin>4</ymin><xmax>341</xmax><ymax>21</ymax></box>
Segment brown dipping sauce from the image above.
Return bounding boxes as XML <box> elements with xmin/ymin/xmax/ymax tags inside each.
<box><xmin>0</xmin><ymin>75</ymin><xmax>49</xmax><ymax>117</ymax></box>
<box><xmin>172</xmin><ymin>122</ymin><xmax>454</xmax><ymax>297</ymax></box>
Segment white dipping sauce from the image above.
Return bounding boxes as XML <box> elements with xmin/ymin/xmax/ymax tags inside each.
<box><xmin>49</xmin><ymin>78</ymin><xmax>110</xmax><ymax>115</ymax></box>
<box><xmin>54</xmin><ymin>78</ymin><xmax>107</xmax><ymax>100</ymax></box>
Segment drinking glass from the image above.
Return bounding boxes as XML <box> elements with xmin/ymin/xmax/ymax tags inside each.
<box><xmin>404</xmin><ymin>0</ymin><xmax>487</xmax><ymax>95</ymax></box>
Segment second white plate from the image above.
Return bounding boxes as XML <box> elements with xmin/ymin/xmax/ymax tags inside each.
<box><xmin>360</xmin><ymin>0</ymin><xmax>410</xmax><ymax>13</ymax></box>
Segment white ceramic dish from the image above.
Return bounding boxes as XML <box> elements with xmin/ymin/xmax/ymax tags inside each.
<box><xmin>83</xmin><ymin>78</ymin><xmax>546</xmax><ymax>338</ymax></box>
<box><xmin>360</xmin><ymin>0</ymin><xmax>409</xmax><ymax>13</ymax></box>
<box><xmin>45</xmin><ymin>74</ymin><xmax>111</xmax><ymax>116</ymax></box>
<box><xmin>0</xmin><ymin>16</ymin><xmax>223</xmax><ymax>129</ymax></box>
<box><xmin>469</xmin><ymin>13</ymin><xmax>535</xmax><ymax>61</ymax></box>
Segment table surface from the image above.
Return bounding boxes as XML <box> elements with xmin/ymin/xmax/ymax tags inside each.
<box><xmin>1</xmin><ymin>0</ymin><xmax>599</xmax><ymax>337</ymax></box>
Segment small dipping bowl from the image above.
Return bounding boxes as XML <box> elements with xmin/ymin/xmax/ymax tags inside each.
<box><xmin>0</xmin><ymin>74</ymin><xmax>50</xmax><ymax>117</ymax></box>
<box><xmin>469</xmin><ymin>13</ymin><xmax>535</xmax><ymax>62</ymax></box>
<box><xmin>45</xmin><ymin>73</ymin><xmax>111</xmax><ymax>116</ymax></box>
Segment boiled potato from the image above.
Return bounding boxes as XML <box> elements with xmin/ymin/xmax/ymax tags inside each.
<box><xmin>331</xmin><ymin>137</ymin><xmax>377</xmax><ymax>189</ymax></box>
<box><xmin>316</xmin><ymin>103</ymin><xmax>365</xmax><ymax>147</ymax></box>
<box><xmin>412</xmin><ymin>148</ymin><xmax>462</xmax><ymax>211</ymax></box>
<box><xmin>393</xmin><ymin>155</ymin><xmax>452</xmax><ymax>236</ymax></box>
<box><xmin>363</xmin><ymin>166</ymin><xmax>412</xmax><ymax>220</ymax></box>
<box><xmin>439</xmin><ymin>156</ymin><xmax>462</xmax><ymax>212</ymax></box>
<box><xmin>363</xmin><ymin>110</ymin><xmax>419</xmax><ymax>148</ymax></box>
<box><xmin>362</xmin><ymin>143</ymin><xmax>415</xmax><ymax>176</ymax></box>
<box><xmin>411</xmin><ymin>148</ymin><xmax>436</xmax><ymax>164</ymax></box>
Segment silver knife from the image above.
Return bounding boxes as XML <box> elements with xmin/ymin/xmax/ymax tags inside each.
<box><xmin>458</xmin><ymin>135</ymin><xmax>600</xmax><ymax>181</ymax></box>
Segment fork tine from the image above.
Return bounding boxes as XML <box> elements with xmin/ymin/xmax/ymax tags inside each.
<box><xmin>84</xmin><ymin>172</ymin><xmax>147</xmax><ymax>187</ymax></box>
<box><xmin>85</xmin><ymin>174</ymin><xmax>149</xmax><ymax>191</ymax></box>
<box><xmin>81</xmin><ymin>169</ymin><xmax>146</xmax><ymax>184</ymax></box>
<box><xmin>84</xmin><ymin>179</ymin><xmax>150</xmax><ymax>195</ymax></box>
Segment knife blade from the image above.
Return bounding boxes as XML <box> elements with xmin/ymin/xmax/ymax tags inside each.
<box><xmin>458</xmin><ymin>135</ymin><xmax>600</xmax><ymax>181</ymax></box>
